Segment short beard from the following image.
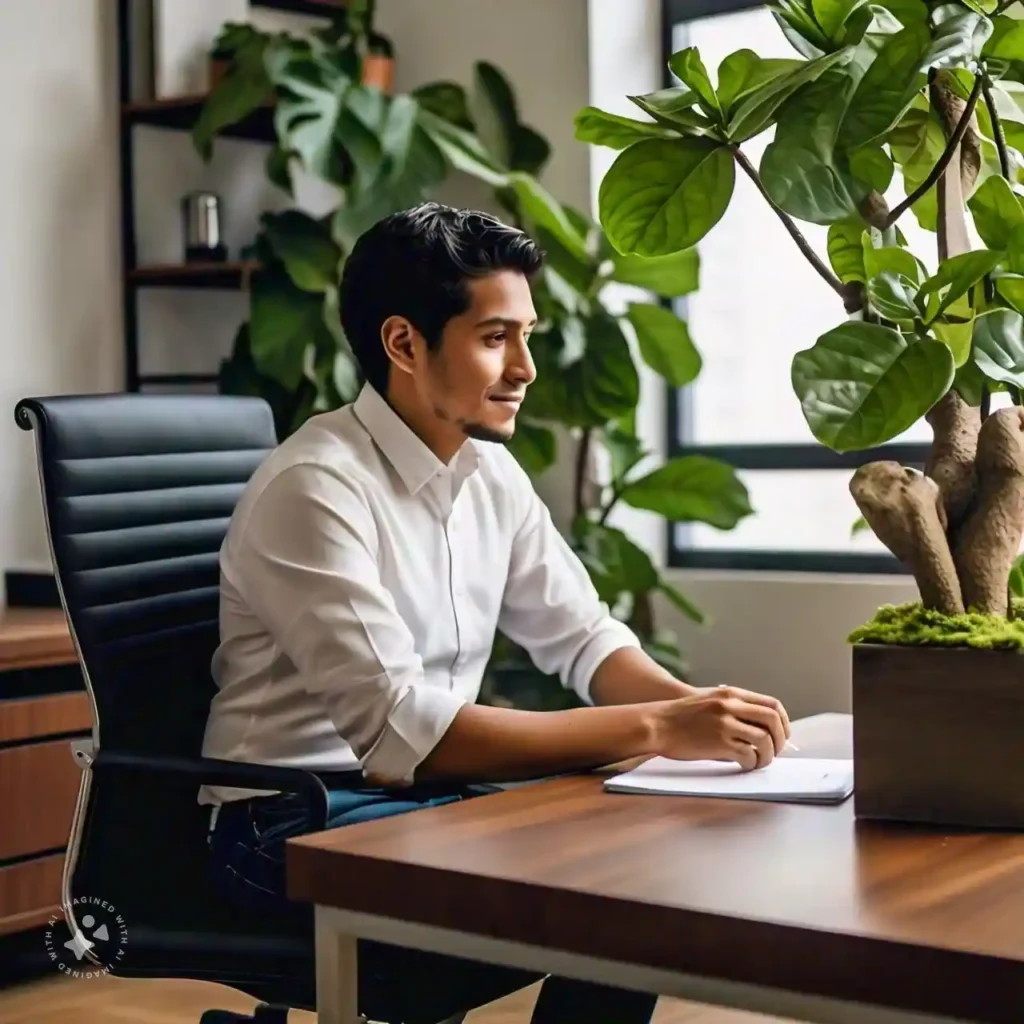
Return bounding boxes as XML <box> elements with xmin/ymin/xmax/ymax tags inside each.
<box><xmin>462</xmin><ymin>420</ymin><xmax>514</xmax><ymax>445</ymax></box>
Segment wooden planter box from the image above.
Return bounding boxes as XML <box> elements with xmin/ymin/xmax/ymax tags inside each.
<box><xmin>852</xmin><ymin>644</ymin><xmax>1024</xmax><ymax>829</ymax></box>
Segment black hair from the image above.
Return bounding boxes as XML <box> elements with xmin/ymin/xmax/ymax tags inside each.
<box><xmin>338</xmin><ymin>202</ymin><xmax>544</xmax><ymax>395</ymax></box>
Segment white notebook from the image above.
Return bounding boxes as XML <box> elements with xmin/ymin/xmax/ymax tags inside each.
<box><xmin>604</xmin><ymin>757</ymin><xmax>854</xmax><ymax>805</ymax></box>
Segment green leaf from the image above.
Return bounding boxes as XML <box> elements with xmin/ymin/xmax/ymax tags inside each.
<box><xmin>932</xmin><ymin>291</ymin><xmax>976</xmax><ymax>367</ymax></box>
<box><xmin>604</xmin><ymin>426</ymin><xmax>648</xmax><ymax>484</ymax></box>
<box><xmin>579</xmin><ymin>315</ymin><xmax>640</xmax><ymax>422</ymax></box>
<box><xmin>507</xmin><ymin>420</ymin><xmax>557</xmax><ymax>474</ymax></box>
<box><xmin>862</xmin><ymin>238</ymin><xmax>925</xmax><ymax>283</ymax></box>
<box><xmin>827</xmin><ymin>218</ymin><xmax>868</xmax><ymax>283</ymax></box>
<box><xmin>574</xmin><ymin>520</ymin><xmax>659</xmax><ymax>603</ymax></box>
<box><xmin>953</xmin><ymin>355</ymin><xmax>989</xmax><ymax>405</ymax></box>
<box><xmin>417</xmin><ymin>108</ymin><xmax>509</xmax><ymax>186</ymax></box>
<box><xmin>249</xmin><ymin>271</ymin><xmax>328</xmax><ymax>391</ymax></box>
<box><xmin>1009</xmin><ymin>553</ymin><xmax>1024</xmax><ymax>599</ymax></box>
<box><xmin>968</xmin><ymin>175</ymin><xmax>1024</xmax><ymax>249</ymax></box>
<box><xmin>267</xmin><ymin>51</ymin><xmax>374</xmax><ymax>188</ymax></box>
<box><xmin>726</xmin><ymin>47</ymin><xmax>852</xmax><ymax>143</ymax></box>
<box><xmin>840</xmin><ymin>23</ymin><xmax>930</xmax><ymax>148</ymax></box>
<box><xmin>620</xmin><ymin>455</ymin><xmax>753</xmax><ymax>529</ymax></box>
<box><xmin>791</xmin><ymin>322</ymin><xmax>955</xmax><ymax>451</ymax></box>
<box><xmin>410</xmin><ymin>81</ymin><xmax>474</xmax><ymax>130</ymax></box>
<box><xmin>261</xmin><ymin>211</ymin><xmax>341</xmax><ymax>293</ymax></box>
<box><xmin>598</xmin><ymin>138</ymin><xmax>735</xmax><ymax>257</ymax></box>
<box><xmin>760</xmin><ymin>69</ymin><xmax>864</xmax><ymax>224</ymax></box>
<box><xmin>192</xmin><ymin>26</ymin><xmax>272</xmax><ymax>160</ymax></box>
<box><xmin>510</xmin><ymin>124</ymin><xmax>551</xmax><ymax>175</ymax></box>
<box><xmin>668</xmin><ymin>47</ymin><xmax>720</xmax><ymax>115</ymax></box>
<box><xmin>772</xmin><ymin>2</ymin><xmax>831</xmax><ymax>53</ymax></box>
<box><xmin>574</xmin><ymin>106</ymin><xmax>676</xmax><ymax>149</ymax></box>
<box><xmin>983</xmin><ymin>14</ymin><xmax>1024</xmax><ymax>61</ymax></box>
<box><xmin>888</xmin><ymin>106</ymin><xmax>947</xmax><ymax>231</ymax></box>
<box><xmin>265</xmin><ymin>145</ymin><xmax>295</xmax><ymax>197</ymax></box>
<box><xmin>510</xmin><ymin>173</ymin><xmax>590</xmax><ymax>264</ymax></box>
<box><xmin>972</xmin><ymin>308</ymin><xmax>1024</xmax><ymax>387</ymax></box>
<box><xmin>608</xmin><ymin>248</ymin><xmax>700</xmax><ymax>297</ymax></box>
<box><xmin>813</xmin><ymin>0</ymin><xmax>870</xmax><ymax>40</ymax></box>
<box><xmin>470</xmin><ymin>61</ymin><xmax>519</xmax><ymax>168</ymax></box>
<box><xmin>881</xmin><ymin>0</ymin><xmax>930</xmax><ymax>27</ymax></box>
<box><xmin>716</xmin><ymin>51</ymin><xmax>796</xmax><ymax>113</ymax></box>
<box><xmin>920</xmin><ymin>250</ymin><xmax>1004</xmax><ymax>322</ymax></box>
<box><xmin>849</xmin><ymin>145</ymin><xmax>895</xmax><ymax>192</ymax></box>
<box><xmin>997</xmin><ymin>273</ymin><xmax>1024</xmax><ymax>313</ymax></box>
<box><xmin>626</xmin><ymin>303</ymin><xmax>703</xmax><ymax>387</ymax></box>
<box><xmin>657</xmin><ymin>579</ymin><xmax>706</xmax><ymax>626</ymax></box>
<box><xmin>851</xmin><ymin>515</ymin><xmax>871</xmax><ymax>537</ymax></box>
<box><xmin>867</xmin><ymin>272</ymin><xmax>920</xmax><ymax>321</ymax></box>
<box><xmin>927</xmin><ymin>4</ymin><xmax>994</xmax><ymax>67</ymax></box>
<box><xmin>628</xmin><ymin>87</ymin><xmax>717</xmax><ymax>135</ymax></box>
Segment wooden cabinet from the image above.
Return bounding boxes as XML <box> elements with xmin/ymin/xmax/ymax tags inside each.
<box><xmin>0</xmin><ymin>610</ymin><xmax>88</xmax><ymax>938</ymax></box>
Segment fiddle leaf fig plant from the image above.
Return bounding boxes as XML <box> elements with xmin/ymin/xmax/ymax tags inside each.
<box><xmin>584</xmin><ymin>1</ymin><xmax>1024</xmax><ymax>642</ymax></box>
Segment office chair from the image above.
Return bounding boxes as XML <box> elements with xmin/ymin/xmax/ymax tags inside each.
<box><xmin>15</xmin><ymin>393</ymin><xmax>474</xmax><ymax>1024</ymax></box>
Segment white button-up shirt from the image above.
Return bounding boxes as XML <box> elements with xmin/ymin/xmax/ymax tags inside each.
<box><xmin>199</xmin><ymin>384</ymin><xmax>640</xmax><ymax>803</ymax></box>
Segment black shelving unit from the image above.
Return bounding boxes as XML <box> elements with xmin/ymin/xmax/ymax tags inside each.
<box><xmin>116</xmin><ymin>0</ymin><xmax>345</xmax><ymax>392</ymax></box>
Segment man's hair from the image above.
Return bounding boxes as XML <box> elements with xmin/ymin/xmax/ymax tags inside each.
<box><xmin>338</xmin><ymin>203</ymin><xmax>544</xmax><ymax>395</ymax></box>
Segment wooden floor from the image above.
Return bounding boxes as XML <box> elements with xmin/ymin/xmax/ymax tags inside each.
<box><xmin>0</xmin><ymin>974</ymin><xmax>788</xmax><ymax>1023</ymax></box>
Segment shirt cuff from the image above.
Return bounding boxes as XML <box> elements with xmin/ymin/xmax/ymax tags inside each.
<box><xmin>361</xmin><ymin>685</ymin><xmax>467</xmax><ymax>786</ymax></box>
<box><xmin>569</xmin><ymin>620</ymin><xmax>643</xmax><ymax>706</ymax></box>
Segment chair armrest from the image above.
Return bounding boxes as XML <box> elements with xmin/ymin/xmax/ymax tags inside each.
<box><xmin>91</xmin><ymin>750</ymin><xmax>332</xmax><ymax>830</ymax></box>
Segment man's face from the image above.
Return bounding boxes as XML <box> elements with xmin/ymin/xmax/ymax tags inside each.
<box><xmin>415</xmin><ymin>269</ymin><xmax>538</xmax><ymax>445</ymax></box>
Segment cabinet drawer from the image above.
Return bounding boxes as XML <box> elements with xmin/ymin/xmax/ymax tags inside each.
<box><xmin>0</xmin><ymin>853</ymin><xmax>63</xmax><ymax>936</ymax></box>
<box><xmin>0</xmin><ymin>740</ymin><xmax>81</xmax><ymax>860</ymax></box>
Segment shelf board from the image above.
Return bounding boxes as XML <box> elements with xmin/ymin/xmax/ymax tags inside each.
<box><xmin>127</xmin><ymin>260</ymin><xmax>258</xmax><ymax>289</ymax></box>
<box><xmin>252</xmin><ymin>0</ymin><xmax>347</xmax><ymax>13</ymax></box>
<box><xmin>123</xmin><ymin>95</ymin><xmax>275</xmax><ymax>143</ymax></box>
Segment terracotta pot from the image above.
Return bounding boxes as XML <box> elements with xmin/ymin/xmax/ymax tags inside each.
<box><xmin>362</xmin><ymin>53</ymin><xmax>394</xmax><ymax>94</ymax></box>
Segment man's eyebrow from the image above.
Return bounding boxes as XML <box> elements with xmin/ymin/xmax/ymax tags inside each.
<box><xmin>475</xmin><ymin>316</ymin><xmax>539</xmax><ymax>328</ymax></box>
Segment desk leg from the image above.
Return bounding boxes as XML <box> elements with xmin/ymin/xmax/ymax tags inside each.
<box><xmin>315</xmin><ymin>905</ymin><xmax>360</xmax><ymax>1024</ymax></box>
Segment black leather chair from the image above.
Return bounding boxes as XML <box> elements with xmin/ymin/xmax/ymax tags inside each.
<box><xmin>15</xmin><ymin>393</ymin><xmax>476</xmax><ymax>1024</ymax></box>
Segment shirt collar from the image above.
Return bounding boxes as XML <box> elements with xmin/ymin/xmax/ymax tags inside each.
<box><xmin>351</xmin><ymin>384</ymin><xmax>479</xmax><ymax>495</ymax></box>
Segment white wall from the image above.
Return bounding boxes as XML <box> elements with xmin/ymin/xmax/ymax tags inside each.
<box><xmin>0</xmin><ymin>0</ymin><xmax>123</xmax><ymax>582</ymax></box>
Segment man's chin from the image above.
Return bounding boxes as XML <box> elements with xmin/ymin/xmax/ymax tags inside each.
<box><xmin>463</xmin><ymin>420</ymin><xmax>516</xmax><ymax>445</ymax></box>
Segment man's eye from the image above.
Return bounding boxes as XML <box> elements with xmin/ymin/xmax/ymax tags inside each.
<box><xmin>486</xmin><ymin>333</ymin><xmax>506</xmax><ymax>345</ymax></box>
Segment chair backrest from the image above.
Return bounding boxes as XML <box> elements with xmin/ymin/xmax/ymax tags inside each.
<box><xmin>15</xmin><ymin>393</ymin><xmax>277</xmax><ymax>759</ymax></box>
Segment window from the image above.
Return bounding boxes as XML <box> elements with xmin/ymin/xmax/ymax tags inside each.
<box><xmin>662</xmin><ymin>0</ymin><xmax>930</xmax><ymax>574</ymax></box>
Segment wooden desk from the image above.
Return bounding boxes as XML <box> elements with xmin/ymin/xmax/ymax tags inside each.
<box><xmin>0</xmin><ymin>607</ymin><xmax>88</xmax><ymax>937</ymax></box>
<box><xmin>288</xmin><ymin>715</ymin><xmax>1024</xmax><ymax>1024</ymax></box>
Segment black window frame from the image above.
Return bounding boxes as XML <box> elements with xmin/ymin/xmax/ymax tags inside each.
<box><xmin>660</xmin><ymin>0</ymin><xmax>924</xmax><ymax>575</ymax></box>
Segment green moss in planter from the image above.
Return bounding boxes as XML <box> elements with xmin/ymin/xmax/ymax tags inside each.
<box><xmin>849</xmin><ymin>599</ymin><xmax>1024</xmax><ymax>650</ymax></box>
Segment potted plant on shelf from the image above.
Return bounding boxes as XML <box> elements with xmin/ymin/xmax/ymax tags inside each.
<box><xmin>581</xmin><ymin>0</ymin><xmax>1024</xmax><ymax>828</ymax></box>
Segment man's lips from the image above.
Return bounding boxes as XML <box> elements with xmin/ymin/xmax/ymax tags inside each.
<box><xmin>489</xmin><ymin>395</ymin><xmax>524</xmax><ymax>404</ymax></box>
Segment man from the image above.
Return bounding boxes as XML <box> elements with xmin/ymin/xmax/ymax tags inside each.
<box><xmin>202</xmin><ymin>203</ymin><xmax>790</xmax><ymax>1023</ymax></box>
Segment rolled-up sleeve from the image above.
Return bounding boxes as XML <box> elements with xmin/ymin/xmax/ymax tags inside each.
<box><xmin>497</xmin><ymin>463</ymin><xmax>641</xmax><ymax>705</ymax></box>
<box><xmin>232</xmin><ymin>463</ymin><xmax>465</xmax><ymax>785</ymax></box>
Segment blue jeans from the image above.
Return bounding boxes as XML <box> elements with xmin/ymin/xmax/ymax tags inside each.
<box><xmin>208</xmin><ymin>783</ymin><xmax>657</xmax><ymax>1024</ymax></box>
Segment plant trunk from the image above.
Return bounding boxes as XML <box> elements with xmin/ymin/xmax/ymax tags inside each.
<box><xmin>850</xmin><ymin>72</ymin><xmax>1024</xmax><ymax>617</ymax></box>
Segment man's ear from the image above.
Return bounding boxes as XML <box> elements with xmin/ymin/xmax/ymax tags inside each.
<box><xmin>380</xmin><ymin>315</ymin><xmax>418</xmax><ymax>376</ymax></box>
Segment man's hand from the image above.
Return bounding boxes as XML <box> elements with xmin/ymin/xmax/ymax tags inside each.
<box><xmin>652</xmin><ymin>686</ymin><xmax>791</xmax><ymax>771</ymax></box>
